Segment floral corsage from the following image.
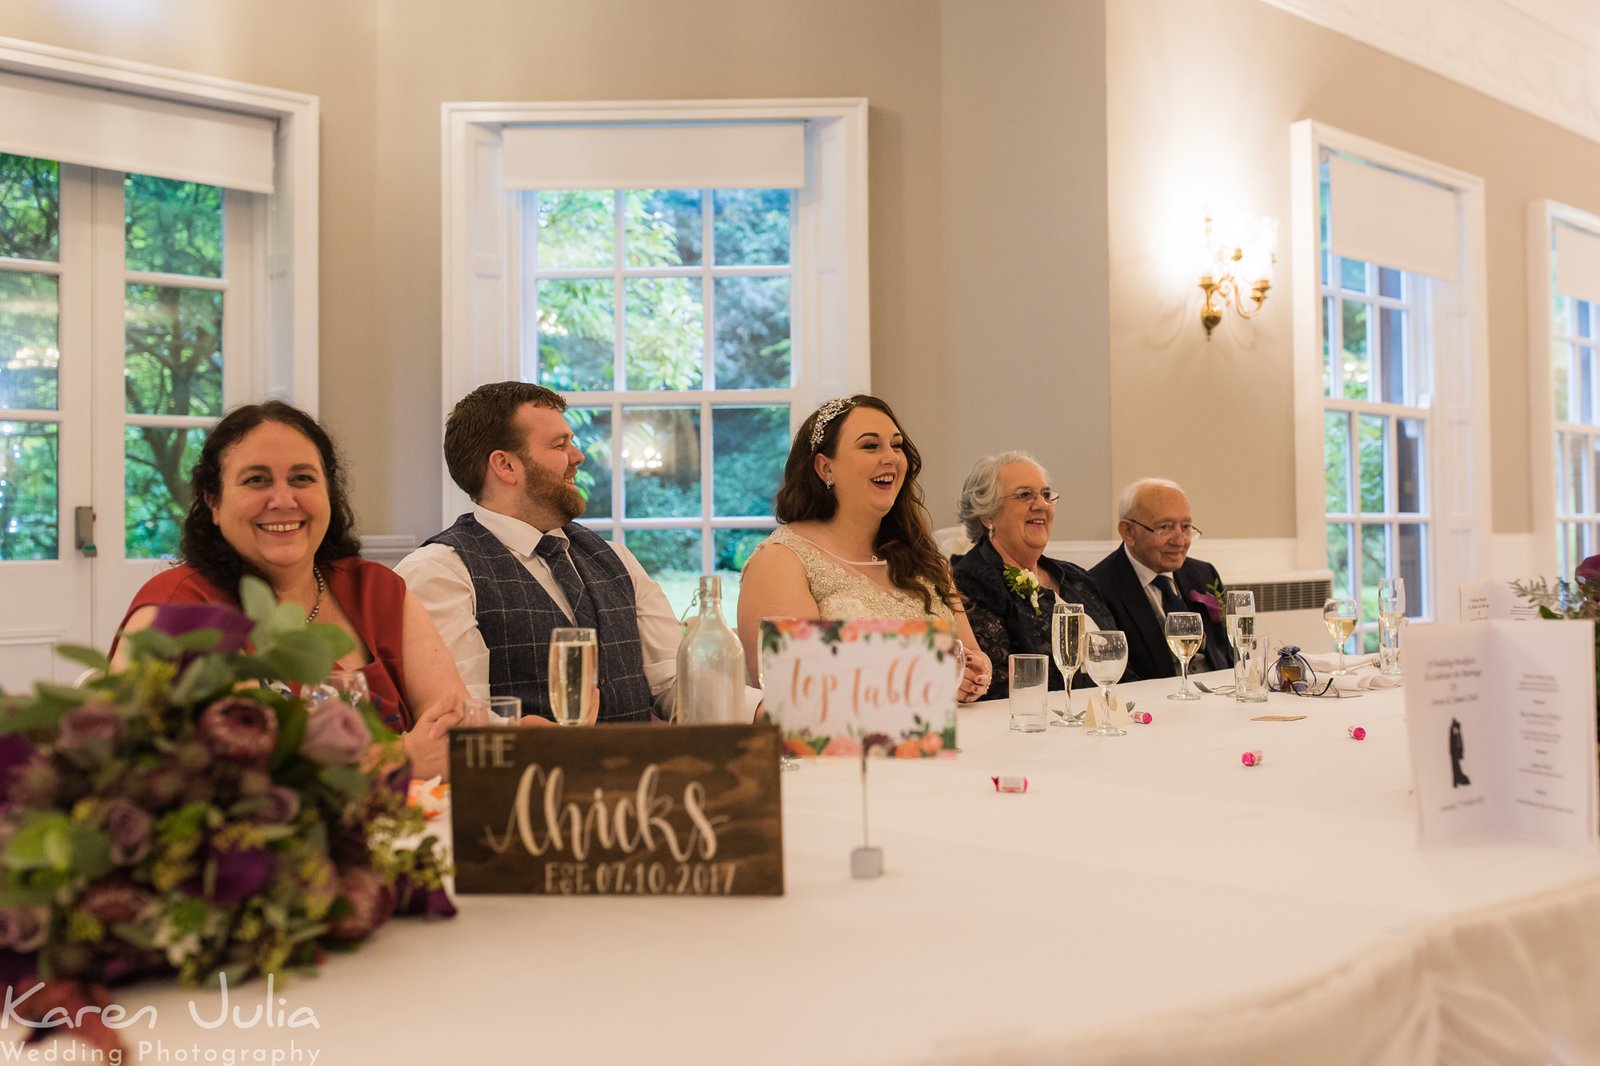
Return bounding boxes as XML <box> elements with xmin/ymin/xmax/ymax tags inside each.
<box><xmin>1004</xmin><ymin>565</ymin><xmax>1044</xmax><ymax>615</ymax></box>
<box><xmin>1188</xmin><ymin>578</ymin><xmax>1224</xmax><ymax>622</ymax></box>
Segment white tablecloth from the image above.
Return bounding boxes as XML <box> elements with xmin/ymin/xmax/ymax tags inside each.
<box><xmin>29</xmin><ymin>673</ymin><xmax>1600</xmax><ymax>1065</ymax></box>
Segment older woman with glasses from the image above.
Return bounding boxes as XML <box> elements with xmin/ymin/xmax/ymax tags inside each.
<box><xmin>952</xmin><ymin>452</ymin><xmax>1119</xmax><ymax>700</ymax></box>
<box><xmin>1088</xmin><ymin>477</ymin><xmax>1234</xmax><ymax>682</ymax></box>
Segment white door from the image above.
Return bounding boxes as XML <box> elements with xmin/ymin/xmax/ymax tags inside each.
<box><xmin>0</xmin><ymin>154</ymin><xmax>252</xmax><ymax>691</ymax></box>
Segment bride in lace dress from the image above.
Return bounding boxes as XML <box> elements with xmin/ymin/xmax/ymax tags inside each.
<box><xmin>736</xmin><ymin>395</ymin><xmax>993</xmax><ymax>701</ymax></box>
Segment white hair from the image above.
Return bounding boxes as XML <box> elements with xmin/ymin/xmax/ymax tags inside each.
<box><xmin>958</xmin><ymin>451</ymin><xmax>1047</xmax><ymax>543</ymax></box>
<box><xmin>1116</xmin><ymin>477</ymin><xmax>1185</xmax><ymax>522</ymax></box>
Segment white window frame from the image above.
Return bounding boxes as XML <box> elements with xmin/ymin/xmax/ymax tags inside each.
<box><xmin>0</xmin><ymin>34</ymin><xmax>320</xmax><ymax>410</ymax></box>
<box><xmin>1290</xmin><ymin>121</ymin><xmax>1491</xmax><ymax>621</ymax></box>
<box><xmin>439</xmin><ymin>98</ymin><xmax>870</xmax><ymax>527</ymax></box>
<box><xmin>1528</xmin><ymin>200</ymin><xmax>1600</xmax><ymax>580</ymax></box>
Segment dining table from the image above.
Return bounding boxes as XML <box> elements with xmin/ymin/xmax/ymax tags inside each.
<box><xmin>28</xmin><ymin>669</ymin><xmax>1600</xmax><ymax>1065</ymax></box>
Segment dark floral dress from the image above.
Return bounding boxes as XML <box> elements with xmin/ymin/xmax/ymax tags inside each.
<box><xmin>952</xmin><ymin>536</ymin><xmax>1128</xmax><ymax>700</ymax></box>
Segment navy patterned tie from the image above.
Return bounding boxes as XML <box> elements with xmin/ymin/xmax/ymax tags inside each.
<box><xmin>1153</xmin><ymin>574</ymin><xmax>1187</xmax><ymax>618</ymax></box>
<box><xmin>534</xmin><ymin>535</ymin><xmax>595</xmax><ymax>627</ymax></box>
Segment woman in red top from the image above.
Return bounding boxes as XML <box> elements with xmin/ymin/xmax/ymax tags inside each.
<box><xmin>113</xmin><ymin>401</ymin><xmax>466</xmax><ymax>779</ymax></box>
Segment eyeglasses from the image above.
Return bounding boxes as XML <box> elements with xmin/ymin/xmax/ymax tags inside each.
<box><xmin>1124</xmin><ymin>517</ymin><xmax>1203</xmax><ymax>539</ymax></box>
<box><xmin>1001</xmin><ymin>488</ymin><xmax>1061</xmax><ymax>505</ymax></box>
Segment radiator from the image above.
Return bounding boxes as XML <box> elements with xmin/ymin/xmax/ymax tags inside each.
<box><xmin>1228</xmin><ymin>569</ymin><xmax>1334</xmax><ymax>655</ymax></box>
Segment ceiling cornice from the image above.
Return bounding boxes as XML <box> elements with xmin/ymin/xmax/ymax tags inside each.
<box><xmin>1262</xmin><ymin>0</ymin><xmax>1600</xmax><ymax>145</ymax></box>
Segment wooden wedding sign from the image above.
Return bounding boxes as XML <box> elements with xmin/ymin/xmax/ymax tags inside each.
<box><xmin>448</xmin><ymin>724</ymin><xmax>784</xmax><ymax>896</ymax></box>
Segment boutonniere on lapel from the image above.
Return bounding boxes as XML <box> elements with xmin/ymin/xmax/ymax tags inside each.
<box><xmin>1004</xmin><ymin>565</ymin><xmax>1044</xmax><ymax>615</ymax></box>
<box><xmin>1188</xmin><ymin>579</ymin><xmax>1224</xmax><ymax>623</ymax></box>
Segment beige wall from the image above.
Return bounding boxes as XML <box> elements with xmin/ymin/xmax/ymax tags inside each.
<box><xmin>10</xmin><ymin>0</ymin><xmax>1600</xmax><ymax>550</ymax></box>
<box><xmin>1106</xmin><ymin>0</ymin><xmax>1600</xmax><ymax>540</ymax></box>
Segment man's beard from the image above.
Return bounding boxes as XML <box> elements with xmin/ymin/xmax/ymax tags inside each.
<box><xmin>522</xmin><ymin>453</ymin><xmax>586</xmax><ymax>522</ymax></box>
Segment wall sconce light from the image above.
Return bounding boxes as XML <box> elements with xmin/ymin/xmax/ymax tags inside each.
<box><xmin>1198</xmin><ymin>212</ymin><xmax>1277</xmax><ymax>339</ymax></box>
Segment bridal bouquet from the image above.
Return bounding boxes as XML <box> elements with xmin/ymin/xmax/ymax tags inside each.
<box><xmin>0</xmin><ymin>577</ymin><xmax>453</xmax><ymax>1043</ymax></box>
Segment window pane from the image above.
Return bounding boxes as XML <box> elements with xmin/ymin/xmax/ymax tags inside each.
<box><xmin>625</xmin><ymin>189</ymin><xmax>701</xmax><ymax>268</ymax></box>
<box><xmin>1580</xmin><ymin>299</ymin><xmax>1594</xmax><ymax>340</ymax></box>
<box><xmin>0</xmin><ymin>154</ymin><xmax>59</xmax><ymax>262</ymax></box>
<box><xmin>124</xmin><ymin>285</ymin><xmax>223</xmax><ymax>416</ymax></box>
<box><xmin>1341</xmin><ymin>300</ymin><xmax>1369</xmax><ymax>401</ymax></box>
<box><xmin>625</xmin><ymin>527</ymin><xmax>701</xmax><ymax>620</ymax></box>
<box><xmin>569</xmin><ymin>406</ymin><xmax>613</xmax><ymax>520</ymax></box>
<box><xmin>537</xmin><ymin>278</ymin><xmax>614</xmax><ymax>391</ymax></box>
<box><xmin>0</xmin><ymin>420</ymin><xmax>57</xmax><ymax>560</ymax></box>
<box><xmin>1378</xmin><ymin>267</ymin><xmax>1402</xmax><ymax>299</ymax></box>
<box><xmin>713</xmin><ymin>189</ymin><xmax>790</xmax><ymax>266</ymax></box>
<box><xmin>1379</xmin><ymin>307</ymin><xmax>1406</xmax><ymax>404</ymax></box>
<box><xmin>1397</xmin><ymin>523</ymin><xmax>1425</xmax><ymax>619</ymax></box>
<box><xmin>125</xmin><ymin>425</ymin><xmax>205</xmax><ymax>559</ymax></box>
<box><xmin>1397</xmin><ymin>418</ymin><xmax>1424</xmax><ymax>513</ymax></box>
<box><xmin>536</xmin><ymin>190</ymin><xmax>614</xmax><ymax>270</ymax></box>
<box><xmin>1566</xmin><ymin>433</ymin><xmax>1587</xmax><ymax>513</ymax></box>
<box><xmin>124</xmin><ymin>175</ymin><xmax>221</xmax><ymax>277</ymax></box>
<box><xmin>1580</xmin><ymin>345</ymin><xmax>1596</xmax><ymax>425</ymax></box>
<box><xmin>1327</xmin><ymin>522</ymin><xmax>1353</xmax><ymax>599</ymax></box>
<box><xmin>0</xmin><ymin>272</ymin><xmax>59</xmax><ymax>410</ymax></box>
<box><xmin>622</xmin><ymin>406</ymin><xmax>701</xmax><ymax>519</ymax></box>
<box><xmin>1554</xmin><ymin>341</ymin><xmax>1572</xmax><ymax>422</ymax></box>
<box><xmin>1321</xmin><ymin>295</ymin><xmax>1334</xmax><ymax>397</ymax></box>
<box><xmin>1360</xmin><ymin>524</ymin><xmax>1387</xmax><ymax>624</ymax></box>
<box><xmin>623</xmin><ymin>278</ymin><xmax>703</xmax><ymax>391</ymax></box>
<box><xmin>1358</xmin><ymin>414</ymin><xmax>1387</xmax><ymax>513</ymax></box>
<box><xmin>715</xmin><ymin>527</ymin><xmax>773</xmax><ymax>628</ymax></box>
<box><xmin>1560</xmin><ymin>521</ymin><xmax>1580</xmax><ymax>578</ymax></box>
<box><xmin>1324</xmin><ymin>411</ymin><xmax>1351</xmax><ymax>513</ymax></box>
<box><xmin>714</xmin><ymin>276</ymin><xmax>791</xmax><ymax>389</ymax></box>
<box><xmin>1592</xmin><ymin>437</ymin><xmax>1600</xmax><ymax>518</ymax></box>
<box><xmin>712</xmin><ymin>405</ymin><xmax>788</xmax><ymax>517</ymax></box>
<box><xmin>1554</xmin><ymin>294</ymin><xmax>1573</xmax><ymax>337</ymax></box>
<box><xmin>1339</xmin><ymin>257</ymin><xmax>1366</xmax><ymax>293</ymax></box>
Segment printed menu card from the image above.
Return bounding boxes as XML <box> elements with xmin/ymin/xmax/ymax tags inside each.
<box><xmin>1404</xmin><ymin>620</ymin><xmax>1597</xmax><ymax>849</ymax></box>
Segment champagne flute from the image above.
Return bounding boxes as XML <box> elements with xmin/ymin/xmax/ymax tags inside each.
<box><xmin>1083</xmin><ymin>630</ymin><xmax>1128</xmax><ymax>737</ymax></box>
<box><xmin>548</xmin><ymin>626</ymin><xmax>598</xmax><ymax>725</ymax></box>
<box><xmin>307</xmin><ymin>669</ymin><xmax>371</xmax><ymax>713</ymax></box>
<box><xmin>1164</xmin><ymin>611</ymin><xmax>1204</xmax><ymax>701</ymax></box>
<box><xmin>1224</xmin><ymin>589</ymin><xmax>1255</xmax><ymax>653</ymax></box>
<box><xmin>1377</xmin><ymin>577</ymin><xmax>1405</xmax><ymax>676</ymax></box>
<box><xmin>1322</xmin><ymin>596</ymin><xmax>1358</xmax><ymax>676</ymax></box>
<box><xmin>1050</xmin><ymin>603</ymin><xmax>1086</xmax><ymax>727</ymax></box>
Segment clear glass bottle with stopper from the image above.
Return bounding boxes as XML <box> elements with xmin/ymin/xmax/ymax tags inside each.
<box><xmin>674</xmin><ymin>575</ymin><xmax>746</xmax><ymax>724</ymax></box>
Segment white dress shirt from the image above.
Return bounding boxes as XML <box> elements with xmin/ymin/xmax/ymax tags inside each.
<box><xmin>1123</xmin><ymin>544</ymin><xmax>1177</xmax><ymax>621</ymax></box>
<box><xmin>396</xmin><ymin>506</ymin><xmax>682</xmax><ymax>716</ymax></box>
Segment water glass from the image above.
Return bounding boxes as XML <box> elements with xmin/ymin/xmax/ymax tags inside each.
<box><xmin>464</xmin><ymin>695</ymin><xmax>523</xmax><ymax>727</ymax></box>
<box><xmin>549</xmin><ymin>626</ymin><xmax>599</xmax><ymax>725</ymax></box>
<box><xmin>1008</xmin><ymin>654</ymin><xmax>1049</xmax><ymax>733</ymax></box>
<box><xmin>1083</xmin><ymin>630</ymin><xmax>1129</xmax><ymax>737</ymax></box>
<box><xmin>307</xmin><ymin>669</ymin><xmax>371</xmax><ymax>713</ymax></box>
<box><xmin>1233</xmin><ymin>631</ymin><xmax>1270</xmax><ymax>703</ymax></box>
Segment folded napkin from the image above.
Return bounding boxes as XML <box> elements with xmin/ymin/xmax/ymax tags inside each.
<box><xmin>1301</xmin><ymin>651</ymin><xmax>1377</xmax><ymax>672</ymax></box>
<box><xmin>1329</xmin><ymin>670</ymin><xmax>1402</xmax><ymax>692</ymax></box>
<box><xmin>1297</xmin><ymin>652</ymin><xmax>1401</xmax><ymax>691</ymax></box>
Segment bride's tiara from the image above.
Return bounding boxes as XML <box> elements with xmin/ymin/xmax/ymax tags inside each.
<box><xmin>808</xmin><ymin>396</ymin><xmax>856</xmax><ymax>452</ymax></box>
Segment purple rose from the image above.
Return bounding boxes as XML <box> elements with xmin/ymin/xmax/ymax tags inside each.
<box><xmin>57</xmin><ymin>703</ymin><xmax>121</xmax><ymax>750</ymax></box>
<box><xmin>299</xmin><ymin>700</ymin><xmax>370</xmax><ymax>766</ymax></box>
<box><xmin>102</xmin><ymin>798</ymin><xmax>152</xmax><ymax>865</ymax></box>
<box><xmin>394</xmin><ymin>875</ymin><xmax>457</xmax><ymax>920</ymax></box>
<box><xmin>190</xmin><ymin>847</ymin><xmax>275</xmax><ymax>906</ymax></box>
<box><xmin>0</xmin><ymin>736</ymin><xmax>37</xmax><ymax>802</ymax></box>
<box><xmin>150</xmin><ymin>603</ymin><xmax>253</xmax><ymax>653</ymax></box>
<box><xmin>327</xmin><ymin>867</ymin><xmax>397</xmax><ymax>941</ymax></box>
<box><xmin>138</xmin><ymin>763</ymin><xmax>186</xmax><ymax>808</ymax></box>
<box><xmin>196</xmin><ymin>698</ymin><xmax>278</xmax><ymax>764</ymax></box>
<box><xmin>254</xmin><ymin>786</ymin><xmax>301</xmax><ymax>825</ymax></box>
<box><xmin>9</xmin><ymin>757</ymin><xmax>60</xmax><ymax>808</ymax></box>
<box><xmin>77</xmin><ymin>882</ymin><xmax>155</xmax><ymax>926</ymax></box>
<box><xmin>0</xmin><ymin>907</ymin><xmax>47</xmax><ymax>952</ymax></box>
<box><xmin>1577</xmin><ymin>554</ymin><xmax>1600</xmax><ymax>585</ymax></box>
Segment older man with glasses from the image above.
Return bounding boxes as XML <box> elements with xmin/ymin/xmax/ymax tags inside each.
<box><xmin>1089</xmin><ymin>478</ymin><xmax>1235</xmax><ymax>682</ymax></box>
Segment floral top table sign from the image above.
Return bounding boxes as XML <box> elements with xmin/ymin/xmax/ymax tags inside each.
<box><xmin>0</xmin><ymin>577</ymin><xmax>452</xmax><ymax>1056</ymax></box>
<box><xmin>758</xmin><ymin>618</ymin><xmax>960</xmax><ymax>759</ymax></box>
